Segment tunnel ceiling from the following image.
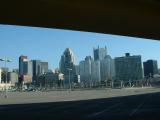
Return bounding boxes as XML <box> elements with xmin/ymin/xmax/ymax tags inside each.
<box><xmin>0</xmin><ymin>0</ymin><xmax>160</xmax><ymax>40</ymax></box>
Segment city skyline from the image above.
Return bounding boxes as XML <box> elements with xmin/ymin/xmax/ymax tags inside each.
<box><xmin>0</xmin><ymin>24</ymin><xmax>160</xmax><ymax>70</ymax></box>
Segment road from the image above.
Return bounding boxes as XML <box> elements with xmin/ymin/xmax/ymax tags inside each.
<box><xmin>0</xmin><ymin>91</ymin><xmax>160</xmax><ymax>120</ymax></box>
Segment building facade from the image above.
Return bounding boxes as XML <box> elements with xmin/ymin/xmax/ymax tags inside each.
<box><xmin>59</xmin><ymin>48</ymin><xmax>76</xmax><ymax>87</ymax></box>
<box><xmin>93</xmin><ymin>46</ymin><xmax>107</xmax><ymax>61</ymax></box>
<box><xmin>19</xmin><ymin>55</ymin><xmax>28</xmax><ymax>76</ymax></box>
<box><xmin>79</xmin><ymin>56</ymin><xmax>101</xmax><ymax>87</ymax></box>
<box><xmin>19</xmin><ymin>56</ymin><xmax>33</xmax><ymax>84</ymax></box>
<box><xmin>143</xmin><ymin>60</ymin><xmax>158</xmax><ymax>78</ymax></box>
<box><xmin>91</xmin><ymin>60</ymin><xmax>101</xmax><ymax>86</ymax></box>
<box><xmin>7</xmin><ymin>72</ymin><xmax>18</xmax><ymax>85</ymax></box>
<box><xmin>115</xmin><ymin>53</ymin><xmax>143</xmax><ymax>81</ymax></box>
<box><xmin>100</xmin><ymin>55</ymin><xmax>115</xmax><ymax>83</ymax></box>
<box><xmin>32</xmin><ymin>60</ymin><xmax>48</xmax><ymax>84</ymax></box>
<box><xmin>79</xmin><ymin>56</ymin><xmax>93</xmax><ymax>87</ymax></box>
<box><xmin>41</xmin><ymin>62</ymin><xmax>49</xmax><ymax>74</ymax></box>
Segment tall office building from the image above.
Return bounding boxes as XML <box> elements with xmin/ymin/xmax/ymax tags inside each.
<box><xmin>79</xmin><ymin>56</ymin><xmax>93</xmax><ymax>87</ymax></box>
<box><xmin>79</xmin><ymin>60</ymin><xmax>85</xmax><ymax>84</ymax></box>
<box><xmin>93</xmin><ymin>46</ymin><xmax>107</xmax><ymax>61</ymax></box>
<box><xmin>79</xmin><ymin>56</ymin><xmax>101</xmax><ymax>87</ymax></box>
<box><xmin>100</xmin><ymin>55</ymin><xmax>115</xmax><ymax>83</ymax></box>
<box><xmin>19</xmin><ymin>55</ymin><xmax>28</xmax><ymax>76</ymax></box>
<box><xmin>32</xmin><ymin>60</ymin><xmax>42</xmax><ymax>82</ymax></box>
<box><xmin>91</xmin><ymin>60</ymin><xmax>101</xmax><ymax>86</ymax></box>
<box><xmin>19</xmin><ymin>56</ymin><xmax>33</xmax><ymax>84</ymax></box>
<box><xmin>143</xmin><ymin>60</ymin><xmax>158</xmax><ymax>78</ymax></box>
<box><xmin>22</xmin><ymin>61</ymin><xmax>33</xmax><ymax>76</ymax></box>
<box><xmin>59</xmin><ymin>48</ymin><xmax>76</xmax><ymax>86</ymax></box>
<box><xmin>41</xmin><ymin>62</ymin><xmax>48</xmax><ymax>74</ymax></box>
<box><xmin>115</xmin><ymin>53</ymin><xmax>143</xmax><ymax>81</ymax></box>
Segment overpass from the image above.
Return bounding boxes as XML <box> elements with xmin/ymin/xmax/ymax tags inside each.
<box><xmin>0</xmin><ymin>0</ymin><xmax>160</xmax><ymax>40</ymax></box>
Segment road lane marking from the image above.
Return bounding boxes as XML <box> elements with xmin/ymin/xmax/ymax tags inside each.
<box><xmin>86</xmin><ymin>102</ymin><xmax>122</xmax><ymax>118</ymax></box>
<box><xmin>129</xmin><ymin>101</ymin><xmax>145</xmax><ymax>116</ymax></box>
<box><xmin>129</xmin><ymin>94</ymin><xmax>152</xmax><ymax>116</ymax></box>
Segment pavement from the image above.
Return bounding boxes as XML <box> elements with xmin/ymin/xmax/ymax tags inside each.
<box><xmin>0</xmin><ymin>87</ymin><xmax>160</xmax><ymax>120</ymax></box>
<box><xmin>0</xmin><ymin>87</ymin><xmax>159</xmax><ymax>105</ymax></box>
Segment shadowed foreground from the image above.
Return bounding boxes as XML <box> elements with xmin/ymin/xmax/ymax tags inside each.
<box><xmin>0</xmin><ymin>92</ymin><xmax>160</xmax><ymax>120</ymax></box>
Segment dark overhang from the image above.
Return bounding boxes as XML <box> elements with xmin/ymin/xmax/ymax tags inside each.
<box><xmin>0</xmin><ymin>0</ymin><xmax>160</xmax><ymax>40</ymax></box>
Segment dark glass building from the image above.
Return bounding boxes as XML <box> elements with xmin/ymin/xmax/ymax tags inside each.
<box><xmin>115</xmin><ymin>53</ymin><xmax>143</xmax><ymax>81</ymax></box>
<box><xmin>143</xmin><ymin>60</ymin><xmax>158</xmax><ymax>78</ymax></box>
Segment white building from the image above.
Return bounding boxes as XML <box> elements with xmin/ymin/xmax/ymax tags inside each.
<box><xmin>91</xmin><ymin>60</ymin><xmax>101</xmax><ymax>86</ymax></box>
<box><xmin>79</xmin><ymin>56</ymin><xmax>93</xmax><ymax>87</ymax></box>
<box><xmin>8</xmin><ymin>72</ymin><xmax>18</xmax><ymax>85</ymax></box>
<box><xmin>80</xmin><ymin>56</ymin><xmax>101</xmax><ymax>87</ymax></box>
<box><xmin>100</xmin><ymin>55</ymin><xmax>115</xmax><ymax>83</ymax></box>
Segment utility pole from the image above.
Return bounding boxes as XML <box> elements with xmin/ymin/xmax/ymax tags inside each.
<box><xmin>0</xmin><ymin>57</ymin><xmax>12</xmax><ymax>98</ymax></box>
<box><xmin>67</xmin><ymin>68</ymin><xmax>72</xmax><ymax>92</ymax></box>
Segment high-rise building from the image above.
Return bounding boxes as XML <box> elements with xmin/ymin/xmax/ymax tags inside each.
<box><xmin>143</xmin><ymin>60</ymin><xmax>158</xmax><ymax>78</ymax></box>
<box><xmin>91</xmin><ymin>60</ymin><xmax>101</xmax><ymax>86</ymax></box>
<box><xmin>75</xmin><ymin>65</ymin><xmax>80</xmax><ymax>75</ymax></box>
<box><xmin>79</xmin><ymin>56</ymin><xmax>93</xmax><ymax>87</ymax></box>
<box><xmin>32</xmin><ymin>60</ymin><xmax>41</xmax><ymax>82</ymax></box>
<box><xmin>19</xmin><ymin>55</ymin><xmax>28</xmax><ymax>76</ymax></box>
<box><xmin>115</xmin><ymin>53</ymin><xmax>143</xmax><ymax>81</ymax></box>
<box><xmin>32</xmin><ymin>60</ymin><xmax>49</xmax><ymax>82</ymax></box>
<box><xmin>79</xmin><ymin>56</ymin><xmax>101</xmax><ymax>87</ymax></box>
<box><xmin>93</xmin><ymin>46</ymin><xmax>107</xmax><ymax>61</ymax></box>
<box><xmin>100</xmin><ymin>55</ymin><xmax>115</xmax><ymax>83</ymax></box>
<box><xmin>59</xmin><ymin>48</ymin><xmax>76</xmax><ymax>87</ymax></box>
<box><xmin>22</xmin><ymin>61</ymin><xmax>32</xmax><ymax>76</ymax></box>
<box><xmin>79</xmin><ymin>60</ymin><xmax>85</xmax><ymax>85</ymax></box>
<box><xmin>41</xmin><ymin>62</ymin><xmax>48</xmax><ymax>74</ymax></box>
<box><xmin>19</xmin><ymin>55</ymin><xmax>33</xmax><ymax>84</ymax></box>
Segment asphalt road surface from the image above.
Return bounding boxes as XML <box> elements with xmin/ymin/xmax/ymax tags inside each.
<box><xmin>0</xmin><ymin>92</ymin><xmax>160</xmax><ymax>120</ymax></box>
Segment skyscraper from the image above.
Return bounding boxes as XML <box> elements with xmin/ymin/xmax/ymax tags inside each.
<box><xmin>41</xmin><ymin>62</ymin><xmax>49</xmax><ymax>74</ymax></box>
<box><xmin>93</xmin><ymin>46</ymin><xmax>107</xmax><ymax>61</ymax></box>
<box><xmin>59</xmin><ymin>48</ymin><xmax>76</xmax><ymax>87</ymax></box>
<box><xmin>79</xmin><ymin>56</ymin><xmax>102</xmax><ymax>87</ymax></box>
<box><xmin>19</xmin><ymin>55</ymin><xmax>33</xmax><ymax>84</ymax></box>
<box><xmin>143</xmin><ymin>60</ymin><xmax>158</xmax><ymax>78</ymax></box>
<box><xmin>79</xmin><ymin>56</ymin><xmax>93</xmax><ymax>87</ymax></box>
<box><xmin>100</xmin><ymin>55</ymin><xmax>115</xmax><ymax>83</ymax></box>
<box><xmin>91</xmin><ymin>60</ymin><xmax>101</xmax><ymax>86</ymax></box>
<box><xmin>115</xmin><ymin>53</ymin><xmax>143</xmax><ymax>81</ymax></box>
<box><xmin>19</xmin><ymin>55</ymin><xmax>28</xmax><ymax>76</ymax></box>
<box><xmin>32</xmin><ymin>60</ymin><xmax>41</xmax><ymax>82</ymax></box>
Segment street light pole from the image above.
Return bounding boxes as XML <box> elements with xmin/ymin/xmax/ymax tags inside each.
<box><xmin>67</xmin><ymin>68</ymin><xmax>72</xmax><ymax>92</ymax></box>
<box><xmin>4</xmin><ymin>57</ymin><xmax>7</xmax><ymax>98</ymax></box>
<box><xmin>0</xmin><ymin>57</ymin><xmax>12</xmax><ymax>98</ymax></box>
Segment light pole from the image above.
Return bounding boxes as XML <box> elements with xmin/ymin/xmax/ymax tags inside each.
<box><xmin>67</xmin><ymin>68</ymin><xmax>72</xmax><ymax>92</ymax></box>
<box><xmin>0</xmin><ymin>57</ymin><xmax>12</xmax><ymax>98</ymax></box>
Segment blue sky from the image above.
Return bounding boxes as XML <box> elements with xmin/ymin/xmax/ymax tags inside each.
<box><xmin>0</xmin><ymin>24</ymin><xmax>160</xmax><ymax>70</ymax></box>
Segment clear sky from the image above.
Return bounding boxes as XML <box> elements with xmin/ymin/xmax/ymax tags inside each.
<box><xmin>0</xmin><ymin>24</ymin><xmax>160</xmax><ymax>70</ymax></box>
